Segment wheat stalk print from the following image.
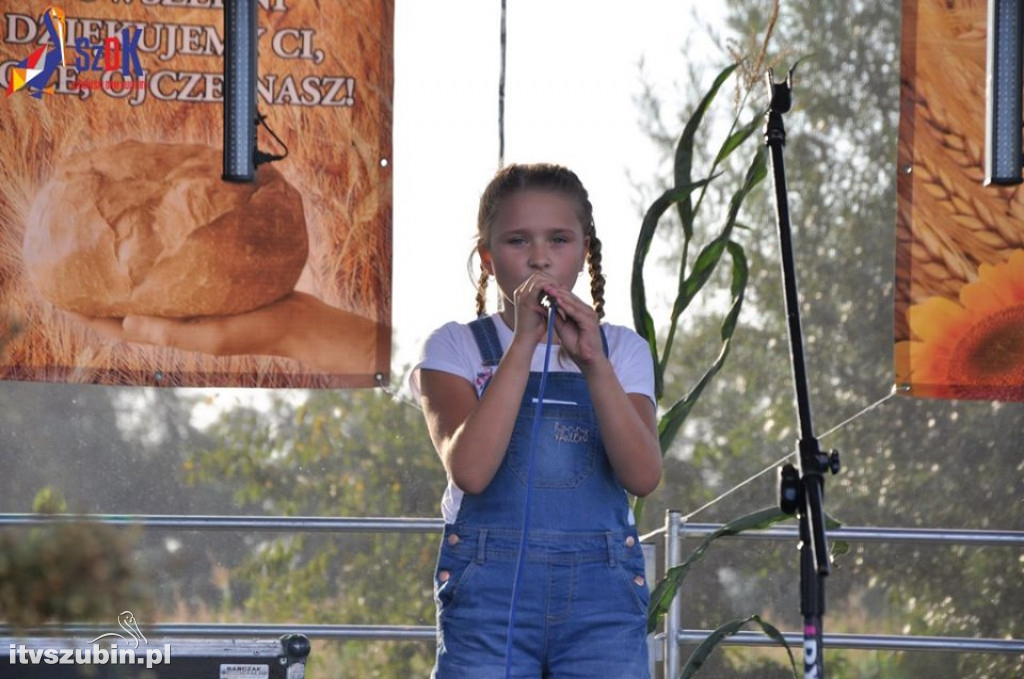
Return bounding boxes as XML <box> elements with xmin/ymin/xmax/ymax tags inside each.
<box><xmin>896</xmin><ymin>0</ymin><xmax>1024</xmax><ymax>399</ymax></box>
<box><xmin>0</xmin><ymin>1</ymin><xmax>393</xmax><ymax>388</ymax></box>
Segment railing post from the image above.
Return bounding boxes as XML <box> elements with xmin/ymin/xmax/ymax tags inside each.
<box><xmin>664</xmin><ymin>509</ymin><xmax>682</xmax><ymax>679</ymax></box>
<box><xmin>643</xmin><ymin>541</ymin><xmax>659</xmax><ymax>678</ymax></box>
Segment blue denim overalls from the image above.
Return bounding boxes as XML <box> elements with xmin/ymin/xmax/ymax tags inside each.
<box><xmin>432</xmin><ymin>317</ymin><xmax>650</xmax><ymax>679</ymax></box>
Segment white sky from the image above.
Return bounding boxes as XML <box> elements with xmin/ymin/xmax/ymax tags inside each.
<box><xmin>390</xmin><ymin>1</ymin><xmax>726</xmax><ymax>374</ymax></box>
<box><xmin>189</xmin><ymin>1</ymin><xmax>727</xmax><ymax>421</ymax></box>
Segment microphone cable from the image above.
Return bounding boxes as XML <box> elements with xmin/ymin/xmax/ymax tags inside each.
<box><xmin>504</xmin><ymin>300</ymin><xmax>557</xmax><ymax>678</ymax></box>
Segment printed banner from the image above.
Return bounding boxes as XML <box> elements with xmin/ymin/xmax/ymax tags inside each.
<box><xmin>0</xmin><ymin>1</ymin><xmax>393</xmax><ymax>388</ymax></box>
<box><xmin>896</xmin><ymin>0</ymin><xmax>1024</xmax><ymax>400</ymax></box>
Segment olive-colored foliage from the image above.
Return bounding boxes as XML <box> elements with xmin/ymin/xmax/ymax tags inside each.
<box><xmin>186</xmin><ymin>385</ymin><xmax>444</xmax><ymax>677</ymax></box>
<box><xmin>636</xmin><ymin>2</ymin><xmax>1023</xmax><ymax>677</ymax></box>
<box><xmin>0</xmin><ymin>382</ymin><xmax>227</xmax><ymax>628</ymax></box>
<box><xmin>0</xmin><ymin>489</ymin><xmax>151</xmax><ymax>631</ymax></box>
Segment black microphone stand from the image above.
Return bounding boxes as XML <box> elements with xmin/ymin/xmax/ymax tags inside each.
<box><xmin>764</xmin><ymin>66</ymin><xmax>841</xmax><ymax>679</ymax></box>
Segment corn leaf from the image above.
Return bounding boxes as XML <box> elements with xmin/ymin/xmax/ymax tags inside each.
<box><xmin>647</xmin><ymin>507</ymin><xmax>790</xmax><ymax>633</ymax></box>
<box><xmin>674</xmin><ymin>63</ymin><xmax>740</xmax><ymax>237</ymax></box>
<box><xmin>631</xmin><ymin>179</ymin><xmax>711</xmax><ymax>399</ymax></box>
<box><xmin>679</xmin><ymin>614</ymin><xmax>798</xmax><ymax>679</ymax></box>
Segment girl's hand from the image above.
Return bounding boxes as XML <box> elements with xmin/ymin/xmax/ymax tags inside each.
<box><xmin>509</xmin><ymin>273</ymin><xmax>561</xmax><ymax>345</ymax></box>
<box><xmin>541</xmin><ymin>286</ymin><xmax>605</xmax><ymax>369</ymax></box>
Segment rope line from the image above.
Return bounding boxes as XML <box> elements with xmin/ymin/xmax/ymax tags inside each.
<box><xmin>680</xmin><ymin>387</ymin><xmax>898</xmax><ymax>522</ymax></box>
<box><xmin>817</xmin><ymin>385</ymin><xmax>898</xmax><ymax>440</ymax></box>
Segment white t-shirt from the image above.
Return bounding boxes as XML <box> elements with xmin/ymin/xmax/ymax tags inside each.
<box><xmin>410</xmin><ymin>313</ymin><xmax>656</xmax><ymax>524</ymax></box>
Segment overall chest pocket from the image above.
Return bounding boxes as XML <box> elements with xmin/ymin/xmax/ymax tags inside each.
<box><xmin>506</xmin><ymin>405</ymin><xmax>598</xmax><ymax>488</ymax></box>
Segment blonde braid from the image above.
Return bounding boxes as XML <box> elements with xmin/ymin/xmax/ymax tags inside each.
<box><xmin>587</xmin><ymin>233</ymin><xmax>606</xmax><ymax>320</ymax></box>
<box><xmin>475</xmin><ymin>264</ymin><xmax>490</xmax><ymax>317</ymax></box>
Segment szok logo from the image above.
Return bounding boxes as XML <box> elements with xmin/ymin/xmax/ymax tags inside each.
<box><xmin>73</xmin><ymin>24</ymin><xmax>145</xmax><ymax>82</ymax></box>
<box><xmin>6</xmin><ymin>6</ymin><xmax>147</xmax><ymax>100</ymax></box>
<box><xmin>6</xmin><ymin>7</ymin><xmax>66</xmax><ymax>99</ymax></box>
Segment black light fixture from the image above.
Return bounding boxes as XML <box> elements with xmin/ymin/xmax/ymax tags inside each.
<box><xmin>223</xmin><ymin>0</ymin><xmax>258</xmax><ymax>182</ymax></box>
<box><xmin>985</xmin><ymin>0</ymin><xmax>1023</xmax><ymax>185</ymax></box>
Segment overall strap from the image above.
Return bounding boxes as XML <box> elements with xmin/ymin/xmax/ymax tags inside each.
<box><xmin>468</xmin><ymin>316</ymin><xmax>503</xmax><ymax>366</ymax></box>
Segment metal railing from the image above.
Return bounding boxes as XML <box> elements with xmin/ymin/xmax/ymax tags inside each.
<box><xmin>657</xmin><ymin>509</ymin><xmax>1024</xmax><ymax>678</ymax></box>
<box><xmin>2</xmin><ymin>512</ymin><xmax>1022</xmax><ymax>678</ymax></box>
<box><xmin>0</xmin><ymin>514</ymin><xmax>439</xmax><ymax>644</ymax></box>
<box><xmin>0</xmin><ymin>513</ymin><xmax>443</xmax><ymax>534</ymax></box>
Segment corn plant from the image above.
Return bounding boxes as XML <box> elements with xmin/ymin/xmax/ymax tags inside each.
<box><xmin>631</xmin><ymin>62</ymin><xmax>766</xmax><ymax>526</ymax></box>
<box><xmin>630</xmin><ymin>62</ymin><xmax>806</xmax><ymax>677</ymax></box>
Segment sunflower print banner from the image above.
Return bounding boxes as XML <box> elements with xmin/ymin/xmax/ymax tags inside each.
<box><xmin>895</xmin><ymin>0</ymin><xmax>1024</xmax><ymax>401</ymax></box>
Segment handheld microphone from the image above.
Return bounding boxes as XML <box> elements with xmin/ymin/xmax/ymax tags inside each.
<box><xmin>539</xmin><ymin>292</ymin><xmax>556</xmax><ymax>310</ymax></box>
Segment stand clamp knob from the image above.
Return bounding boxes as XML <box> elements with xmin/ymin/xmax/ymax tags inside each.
<box><xmin>828</xmin><ymin>450</ymin><xmax>841</xmax><ymax>475</ymax></box>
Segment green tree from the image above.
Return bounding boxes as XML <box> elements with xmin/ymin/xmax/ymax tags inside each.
<box><xmin>0</xmin><ymin>382</ymin><xmax>228</xmax><ymax>629</ymax></box>
<box><xmin>638</xmin><ymin>3</ymin><xmax>1022</xmax><ymax>677</ymax></box>
<box><xmin>186</xmin><ymin>383</ymin><xmax>443</xmax><ymax>677</ymax></box>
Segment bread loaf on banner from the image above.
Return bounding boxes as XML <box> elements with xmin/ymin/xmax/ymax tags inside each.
<box><xmin>23</xmin><ymin>140</ymin><xmax>308</xmax><ymax>318</ymax></box>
